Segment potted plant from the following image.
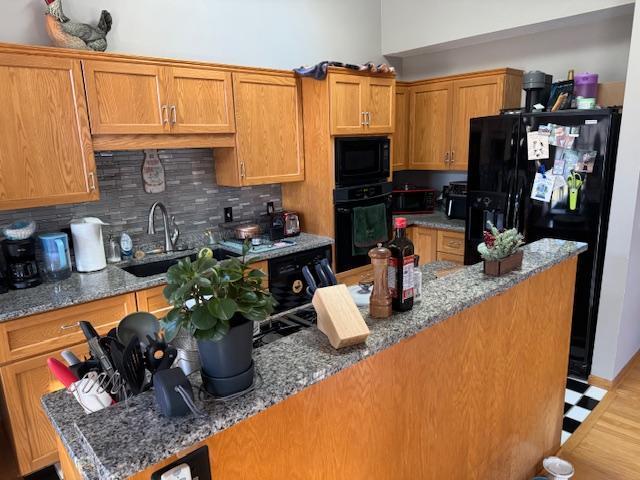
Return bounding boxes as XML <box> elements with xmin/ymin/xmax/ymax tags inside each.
<box><xmin>162</xmin><ymin>244</ymin><xmax>276</xmax><ymax>396</ymax></box>
<box><xmin>477</xmin><ymin>223</ymin><xmax>525</xmax><ymax>276</ymax></box>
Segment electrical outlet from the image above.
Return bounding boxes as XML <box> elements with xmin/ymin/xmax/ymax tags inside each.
<box><xmin>224</xmin><ymin>207</ymin><xmax>233</xmax><ymax>223</ymax></box>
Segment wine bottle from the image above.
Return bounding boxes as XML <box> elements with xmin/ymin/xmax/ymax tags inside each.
<box><xmin>387</xmin><ymin>217</ymin><xmax>415</xmax><ymax>312</ymax></box>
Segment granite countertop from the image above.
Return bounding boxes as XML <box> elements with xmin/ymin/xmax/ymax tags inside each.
<box><xmin>42</xmin><ymin>238</ymin><xmax>586</xmax><ymax>480</ymax></box>
<box><xmin>0</xmin><ymin>233</ymin><xmax>333</xmax><ymax>323</ymax></box>
<box><xmin>396</xmin><ymin>210</ymin><xmax>466</xmax><ymax>232</ymax></box>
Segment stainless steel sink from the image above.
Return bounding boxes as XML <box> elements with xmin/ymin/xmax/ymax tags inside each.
<box><xmin>121</xmin><ymin>248</ymin><xmax>239</xmax><ymax>278</ymax></box>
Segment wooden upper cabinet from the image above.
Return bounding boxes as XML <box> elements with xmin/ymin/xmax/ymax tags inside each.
<box><xmin>366</xmin><ymin>77</ymin><xmax>395</xmax><ymax>134</ymax></box>
<box><xmin>83</xmin><ymin>60</ymin><xmax>168</xmax><ymax>134</ymax></box>
<box><xmin>0</xmin><ymin>53</ymin><xmax>98</xmax><ymax>211</ymax></box>
<box><xmin>449</xmin><ymin>75</ymin><xmax>502</xmax><ymax>171</ymax></box>
<box><xmin>393</xmin><ymin>85</ymin><xmax>410</xmax><ymax>170</ymax></box>
<box><xmin>329</xmin><ymin>73</ymin><xmax>396</xmax><ymax>135</ymax></box>
<box><xmin>231</xmin><ymin>73</ymin><xmax>304</xmax><ymax>185</ymax></box>
<box><xmin>166</xmin><ymin>67</ymin><xmax>235</xmax><ymax>134</ymax></box>
<box><xmin>330</xmin><ymin>74</ymin><xmax>367</xmax><ymax>135</ymax></box>
<box><xmin>410</xmin><ymin>81</ymin><xmax>453</xmax><ymax>170</ymax></box>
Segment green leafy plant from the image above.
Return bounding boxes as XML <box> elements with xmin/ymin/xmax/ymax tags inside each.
<box><xmin>161</xmin><ymin>243</ymin><xmax>277</xmax><ymax>342</ymax></box>
<box><xmin>477</xmin><ymin>222</ymin><xmax>524</xmax><ymax>261</ymax></box>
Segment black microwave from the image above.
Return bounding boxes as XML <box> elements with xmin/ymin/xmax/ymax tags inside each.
<box><xmin>335</xmin><ymin>137</ymin><xmax>390</xmax><ymax>187</ymax></box>
<box><xmin>392</xmin><ymin>187</ymin><xmax>436</xmax><ymax>214</ymax></box>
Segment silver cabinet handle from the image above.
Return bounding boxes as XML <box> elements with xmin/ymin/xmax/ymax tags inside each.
<box><xmin>366</xmin><ymin>111</ymin><xmax>371</xmax><ymax>126</ymax></box>
<box><xmin>60</xmin><ymin>322</ymin><xmax>79</xmax><ymax>332</ymax></box>
<box><xmin>361</xmin><ymin>111</ymin><xmax>366</xmax><ymax>126</ymax></box>
<box><xmin>450</xmin><ymin>150</ymin><xmax>455</xmax><ymax>163</ymax></box>
<box><xmin>88</xmin><ymin>172</ymin><xmax>96</xmax><ymax>191</ymax></box>
<box><xmin>170</xmin><ymin>105</ymin><xmax>177</xmax><ymax>125</ymax></box>
<box><xmin>444</xmin><ymin>152</ymin><xmax>450</xmax><ymax>163</ymax></box>
<box><xmin>162</xmin><ymin>105</ymin><xmax>169</xmax><ymax>125</ymax></box>
<box><xmin>240</xmin><ymin>161</ymin><xmax>246</xmax><ymax>178</ymax></box>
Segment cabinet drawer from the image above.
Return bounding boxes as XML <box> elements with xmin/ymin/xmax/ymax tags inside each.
<box><xmin>0</xmin><ymin>294</ymin><xmax>136</xmax><ymax>364</ymax></box>
<box><xmin>436</xmin><ymin>252</ymin><xmax>464</xmax><ymax>265</ymax></box>
<box><xmin>437</xmin><ymin>230</ymin><xmax>465</xmax><ymax>255</ymax></box>
<box><xmin>136</xmin><ymin>286</ymin><xmax>172</xmax><ymax>319</ymax></box>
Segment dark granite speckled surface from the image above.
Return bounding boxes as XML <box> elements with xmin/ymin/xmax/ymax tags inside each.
<box><xmin>0</xmin><ymin>233</ymin><xmax>333</xmax><ymax>323</ymax></box>
<box><xmin>397</xmin><ymin>210</ymin><xmax>466</xmax><ymax>232</ymax></box>
<box><xmin>41</xmin><ymin>238</ymin><xmax>586</xmax><ymax>480</ymax></box>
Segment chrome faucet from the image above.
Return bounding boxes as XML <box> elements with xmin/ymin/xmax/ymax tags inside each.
<box><xmin>147</xmin><ymin>201</ymin><xmax>179</xmax><ymax>252</ymax></box>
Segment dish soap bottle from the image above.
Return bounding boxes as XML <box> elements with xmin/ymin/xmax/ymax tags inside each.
<box><xmin>387</xmin><ymin>217</ymin><xmax>414</xmax><ymax>312</ymax></box>
<box><xmin>120</xmin><ymin>232</ymin><xmax>133</xmax><ymax>259</ymax></box>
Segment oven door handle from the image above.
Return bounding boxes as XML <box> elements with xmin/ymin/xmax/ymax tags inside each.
<box><xmin>334</xmin><ymin>193</ymin><xmax>392</xmax><ymax>205</ymax></box>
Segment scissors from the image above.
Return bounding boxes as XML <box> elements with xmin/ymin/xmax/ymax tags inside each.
<box><xmin>567</xmin><ymin>172</ymin><xmax>583</xmax><ymax>211</ymax></box>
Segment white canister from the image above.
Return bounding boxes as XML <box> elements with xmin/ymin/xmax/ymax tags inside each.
<box><xmin>70</xmin><ymin>217</ymin><xmax>108</xmax><ymax>272</ymax></box>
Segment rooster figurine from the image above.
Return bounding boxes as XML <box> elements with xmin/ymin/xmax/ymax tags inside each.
<box><xmin>44</xmin><ymin>0</ymin><xmax>112</xmax><ymax>51</ymax></box>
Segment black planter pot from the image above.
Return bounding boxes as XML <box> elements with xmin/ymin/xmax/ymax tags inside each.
<box><xmin>197</xmin><ymin>314</ymin><xmax>255</xmax><ymax>397</ymax></box>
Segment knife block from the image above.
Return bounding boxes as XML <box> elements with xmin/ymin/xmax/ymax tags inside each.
<box><xmin>312</xmin><ymin>284</ymin><xmax>370</xmax><ymax>349</ymax></box>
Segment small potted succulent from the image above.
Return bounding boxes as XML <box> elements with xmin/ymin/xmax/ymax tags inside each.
<box><xmin>162</xmin><ymin>244</ymin><xmax>276</xmax><ymax>396</ymax></box>
<box><xmin>477</xmin><ymin>222</ymin><xmax>525</xmax><ymax>276</ymax></box>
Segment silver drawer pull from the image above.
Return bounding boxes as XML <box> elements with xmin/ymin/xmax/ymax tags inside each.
<box><xmin>60</xmin><ymin>322</ymin><xmax>80</xmax><ymax>331</ymax></box>
<box><xmin>447</xmin><ymin>241</ymin><xmax>462</xmax><ymax>248</ymax></box>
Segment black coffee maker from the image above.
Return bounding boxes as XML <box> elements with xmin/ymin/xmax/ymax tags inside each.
<box><xmin>0</xmin><ymin>247</ymin><xmax>8</xmax><ymax>294</ymax></box>
<box><xmin>1</xmin><ymin>238</ymin><xmax>41</xmax><ymax>289</ymax></box>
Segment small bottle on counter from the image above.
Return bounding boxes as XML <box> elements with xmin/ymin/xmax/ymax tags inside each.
<box><xmin>413</xmin><ymin>255</ymin><xmax>422</xmax><ymax>302</ymax></box>
<box><xmin>120</xmin><ymin>232</ymin><xmax>133</xmax><ymax>259</ymax></box>
<box><xmin>387</xmin><ymin>217</ymin><xmax>414</xmax><ymax>312</ymax></box>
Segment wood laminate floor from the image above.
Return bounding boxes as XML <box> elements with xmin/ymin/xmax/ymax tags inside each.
<box><xmin>557</xmin><ymin>352</ymin><xmax>640</xmax><ymax>479</ymax></box>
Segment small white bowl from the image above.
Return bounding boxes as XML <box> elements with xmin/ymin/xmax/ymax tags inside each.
<box><xmin>3</xmin><ymin>220</ymin><xmax>36</xmax><ymax>240</ymax></box>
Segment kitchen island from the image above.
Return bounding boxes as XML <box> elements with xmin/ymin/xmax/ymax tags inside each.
<box><xmin>43</xmin><ymin>239</ymin><xmax>586</xmax><ymax>479</ymax></box>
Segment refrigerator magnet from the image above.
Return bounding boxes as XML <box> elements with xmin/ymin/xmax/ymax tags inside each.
<box><xmin>552</xmin><ymin>157</ymin><xmax>566</xmax><ymax>176</ymax></box>
<box><xmin>538</xmin><ymin>124</ymin><xmax>551</xmax><ymax>136</ymax></box>
<box><xmin>575</xmin><ymin>151</ymin><xmax>597</xmax><ymax>173</ymax></box>
<box><xmin>531</xmin><ymin>172</ymin><xmax>555</xmax><ymax>203</ymax></box>
<box><xmin>527</xmin><ymin>131</ymin><xmax>549</xmax><ymax>160</ymax></box>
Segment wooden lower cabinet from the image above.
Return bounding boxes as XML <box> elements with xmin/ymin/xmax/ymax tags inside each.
<box><xmin>437</xmin><ymin>251</ymin><xmax>464</xmax><ymax>264</ymax></box>
<box><xmin>0</xmin><ymin>293</ymin><xmax>136</xmax><ymax>475</ymax></box>
<box><xmin>0</xmin><ymin>343</ymin><xmax>89</xmax><ymax>475</ymax></box>
<box><xmin>335</xmin><ymin>264</ymin><xmax>373</xmax><ymax>287</ymax></box>
<box><xmin>136</xmin><ymin>285</ymin><xmax>172</xmax><ymax>319</ymax></box>
<box><xmin>408</xmin><ymin>227</ymin><xmax>438</xmax><ymax>265</ymax></box>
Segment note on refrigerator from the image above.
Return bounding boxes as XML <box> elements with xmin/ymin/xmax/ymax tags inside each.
<box><xmin>527</xmin><ymin>131</ymin><xmax>549</xmax><ymax>160</ymax></box>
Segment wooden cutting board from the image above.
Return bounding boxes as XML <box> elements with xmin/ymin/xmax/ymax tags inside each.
<box><xmin>312</xmin><ymin>284</ymin><xmax>370</xmax><ymax>349</ymax></box>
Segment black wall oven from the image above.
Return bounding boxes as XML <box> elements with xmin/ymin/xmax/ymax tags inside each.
<box><xmin>334</xmin><ymin>182</ymin><xmax>393</xmax><ymax>273</ymax></box>
<box><xmin>335</xmin><ymin>137</ymin><xmax>390</xmax><ymax>187</ymax></box>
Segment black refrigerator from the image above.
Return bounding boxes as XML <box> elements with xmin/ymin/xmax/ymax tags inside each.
<box><xmin>464</xmin><ymin>109</ymin><xmax>622</xmax><ymax>378</ymax></box>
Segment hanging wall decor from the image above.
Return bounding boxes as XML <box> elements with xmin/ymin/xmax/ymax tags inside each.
<box><xmin>142</xmin><ymin>149</ymin><xmax>166</xmax><ymax>194</ymax></box>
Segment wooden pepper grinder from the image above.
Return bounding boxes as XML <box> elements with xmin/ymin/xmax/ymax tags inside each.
<box><xmin>368</xmin><ymin>243</ymin><xmax>392</xmax><ymax>318</ymax></box>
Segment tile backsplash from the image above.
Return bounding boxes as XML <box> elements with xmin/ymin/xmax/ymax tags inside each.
<box><xmin>0</xmin><ymin>149</ymin><xmax>281</xmax><ymax>248</ymax></box>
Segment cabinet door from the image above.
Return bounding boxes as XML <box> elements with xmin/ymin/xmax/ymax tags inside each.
<box><xmin>437</xmin><ymin>230</ymin><xmax>465</xmax><ymax>256</ymax></box>
<box><xmin>83</xmin><ymin>60</ymin><xmax>169</xmax><ymax>134</ymax></box>
<box><xmin>0</xmin><ymin>54</ymin><xmax>98</xmax><ymax>211</ymax></box>
<box><xmin>136</xmin><ymin>285</ymin><xmax>172</xmax><ymax>319</ymax></box>
<box><xmin>233</xmin><ymin>73</ymin><xmax>304</xmax><ymax>185</ymax></box>
<box><xmin>393</xmin><ymin>86</ymin><xmax>410</xmax><ymax>170</ymax></box>
<box><xmin>0</xmin><ymin>344</ymin><xmax>89</xmax><ymax>475</ymax></box>
<box><xmin>408</xmin><ymin>227</ymin><xmax>437</xmax><ymax>265</ymax></box>
<box><xmin>167</xmin><ymin>67</ymin><xmax>235</xmax><ymax>134</ymax></box>
<box><xmin>409</xmin><ymin>82</ymin><xmax>453</xmax><ymax>170</ymax></box>
<box><xmin>366</xmin><ymin>77</ymin><xmax>395</xmax><ymax>134</ymax></box>
<box><xmin>329</xmin><ymin>74</ymin><xmax>366</xmax><ymax>135</ymax></box>
<box><xmin>450</xmin><ymin>75</ymin><xmax>503</xmax><ymax>171</ymax></box>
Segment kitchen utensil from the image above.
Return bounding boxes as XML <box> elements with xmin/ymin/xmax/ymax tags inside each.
<box><xmin>234</xmin><ymin>223</ymin><xmax>261</xmax><ymax>240</ymax></box>
<box><xmin>368</xmin><ymin>243</ymin><xmax>392</xmax><ymax>318</ymax></box>
<box><xmin>312</xmin><ymin>284</ymin><xmax>370</xmax><ymax>349</ymax></box>
<box><xmin>61</xmin><ymin>350</ymin><xmax>81</xmax><ymax>366</ymax></box>
<box><xmin>69</xmin><ymin>371</ymin><xmax>114</xmax><ymax>413</ymax></box>
<box><xmin>2</xmin><ymin>220</ymin><xmax>36</xmax><ymax>240</ymax></box>
<box><xmin>314</xmin><ymin>263</ymin><xmax>328</xmax><ymax>288</ymax></box>
<box><xmin>119</xmin><ymin>335</ymin><xmax>147</xmax><ymax>395</ymax></box>
<box><xmin>38</xmin><ymin>232</ymin><xmax>72</xmax><ymax>281</ymax></box>
<box><xmin>47</xmin><ymin>357</ymin><xmax>79</xmax><ymax>388</ymax></box>
<box><xmin>117</xmin><ymin>311</ymin><xmax>160</xmax><ymax>347</ymax></box>
<box><xmin>70</xmin><ymin>217</ymin><xmax>108</xmax><ymax>272</ymax></box>
<box><xmin>1</xmin><ymin>238</ymin><xmax>41</xmax><ymax>289</ymax></box>
<box><xmin>320</xmin><ymin>258</ymin><xmax>337</xmax><ymax>286</ymax></box>
<box><xmin>302</xmin><ymin>265</ymin><xmax>317</xmax><ymax>295</ymax></box>
<box><xmin>79</xmin><ymin>321</ymin><xmax>116</xmax><ymax>378</ymax></box>
<box><xmin>145</xmin><ymin>333</ymin><xmax>178</xmax><ymax>374</ymax></box>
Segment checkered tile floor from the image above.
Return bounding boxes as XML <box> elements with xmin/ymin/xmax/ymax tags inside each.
<box><xmin>562</xmin><ymin>377</ymin><xmax>607</xmax><ymax>445</ymax></box>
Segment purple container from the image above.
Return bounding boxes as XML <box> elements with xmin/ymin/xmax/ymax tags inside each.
<box><xmin>574</xmin><ymin>72</ymin><xmax>598</xmax><ymax>98</ymax></box>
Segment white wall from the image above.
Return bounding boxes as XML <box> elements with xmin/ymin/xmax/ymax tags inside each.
<box><xmin>0</xmin><ymin>0</ymin><xmax>384</xmax><ymax>69</ymax></box>
<box><xmin>400</xmin><ymin>13</ymin><xmax>633</xmax><ymax>83</ymax></box>
<box><xmin>592</xmin><ymin>4</ymin><xmax>640</xmax><ymax>380</ymax></box>
<box><xmin>382</xmin><ymin>0</ymin><xmax>633</xmax><ymax>56</ymax></box>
